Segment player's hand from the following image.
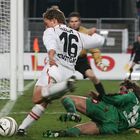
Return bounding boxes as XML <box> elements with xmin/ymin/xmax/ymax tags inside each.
<box><xmin>88</xmin><ymin>90</ymin><xmax>99</xmax><ymax>99</ymax></box>
<box><xmin>88</xmin><ymin>28</ymin><xmax>96</xmax><ymax>35</ymax></box>
<box><xmin>49</xmin><ymin>59</ymin><xmax>58</xmax><ymax>67</ymax></box>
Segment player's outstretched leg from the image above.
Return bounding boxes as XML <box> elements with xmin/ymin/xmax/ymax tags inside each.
<box><xmin>43</xmin><ymin>127</ymin><xmax>81</xmax><ymax>138</ymax></box>
<box><xmin>59</xmin><ymin>95</ymin><xmax>81</xmax><ymax>123</ymax></box>
<box><xmin>17</xmin><ymin>76</ymin><xmax>76</xmax><ymax>136</ymax></box>
<box><xmin>43</xmin><ymin>75</ymin><xmax>76</xmax><ymax>101</ymax></box>
<box><xmin>17</xmin><ymin>104</ymin><xmax>46</xmax><ymax>136</ymax></box>
<box><xmin>43</xmin><ymin>130</ymin><xmax>67</xmax><ymax>138</ymax></box>
<box><xmin>59</xmin><ymin>112</ymin><xmax>81</xmax><ymax>123</ymax></box>
<box><xmin>67</xmin><ymin>76</ymin><xmax>76</xmax><ymax>92</ymax></box>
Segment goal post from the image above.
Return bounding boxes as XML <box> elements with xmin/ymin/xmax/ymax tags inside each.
<box><xmin>17</xmin><ymin>0</ymin><xmax>24</xmax><ymax>94</ymax></box>
<box><xmin>0</xmin><ymin>0</ymin><xmax>24</xmax><ymax>100</ymax></box>
<box><xmin>10</xmin><ymin>0</ymin><xmax>18</xmax><ymax>100</ymax></box>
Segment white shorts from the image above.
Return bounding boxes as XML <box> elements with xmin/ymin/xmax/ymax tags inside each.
<box><xmin>35</xmin><ymin>64</ymin><xmax>83</xmax><ymax>87</ymax></box>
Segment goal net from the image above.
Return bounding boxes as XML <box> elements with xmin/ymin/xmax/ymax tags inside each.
<box><xmin>0</xmin><ymin>0</ymin><xmax>24</xmax><ymax>100</ymax></box>
<box><xmin>0</xmin><ymin>0</ymin><xmax>11</xmax><ymax>99</ymax></box>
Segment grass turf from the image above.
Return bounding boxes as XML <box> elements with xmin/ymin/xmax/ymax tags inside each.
<box><xmin>0</xmin><ymin>80</ymin><xmax>140</xmax><ymax>140</ymax></box>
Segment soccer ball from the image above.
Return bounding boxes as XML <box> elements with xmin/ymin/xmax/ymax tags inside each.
<box><xmin>0</xmin><ymin>116</ymin><xmax>18</xmax><ymax>136</ymax></box>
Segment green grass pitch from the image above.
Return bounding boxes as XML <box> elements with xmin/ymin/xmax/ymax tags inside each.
<box><xmin>0</xmin><ymin>80</ymin><xmax>140</xmax><ymax>140</ymax></box>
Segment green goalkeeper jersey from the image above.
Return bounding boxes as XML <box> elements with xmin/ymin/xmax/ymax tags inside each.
<box><xmin>102</xmin><ymin>92</ymin><xmax>140</xmax><ymax>131</ymax></box>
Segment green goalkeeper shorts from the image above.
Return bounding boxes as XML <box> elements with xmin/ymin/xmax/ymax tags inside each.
<box><xmin>86</xmin><ymin>98</ymin><xmax>119</xmax><ymax>134</ymax></box>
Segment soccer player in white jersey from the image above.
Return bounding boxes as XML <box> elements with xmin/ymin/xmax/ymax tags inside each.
<box><xmin>17</xmin><ymin>8</ymin><xmax>105</xmax><ymax>136</ymax></box>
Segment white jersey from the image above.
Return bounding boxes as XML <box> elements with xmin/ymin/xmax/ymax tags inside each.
<box><xmin>43</xmin><ymin>24</ymin><xmax>104</xmax><ymax>70</ymax></box>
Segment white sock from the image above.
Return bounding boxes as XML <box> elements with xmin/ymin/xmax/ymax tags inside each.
<box><xmin>18</xmin><ymin>104</ymin><xmax>45</xmax><ymax>130</ymax></box>
<box><xmin>41</xmin><ymin>80</ymin><xmax>68</xmax><ymax>99</ymax></box>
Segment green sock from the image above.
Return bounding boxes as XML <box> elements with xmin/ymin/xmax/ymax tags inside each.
<box><xmin>66</xmin><ymin>127</ymin><xmax>81</xmax><ymax>137</ymax></box>
<box><xmin>62</xmin><ymin>97</ymin><xmax>77</xmax><ymax>113</ymax></box>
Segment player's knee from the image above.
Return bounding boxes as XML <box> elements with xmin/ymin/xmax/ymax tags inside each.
<box><xmin>61</xmin><ymin>95</ymin><xmax>72</xmax><ymax>101</ymax></box>
<box><xmin>61</xmin><ymin>95</ymin><xmax>67</xmax><ymax>101</ymax></box>
<box><xmin>85</xmin><ymin>69</ymin><xmax>96</xmax><ymax>79</ymax></box>
<box><xmin>61</xmin><ymin>95</ymin><xmax>76</xmax><ymax>103</ymax></box>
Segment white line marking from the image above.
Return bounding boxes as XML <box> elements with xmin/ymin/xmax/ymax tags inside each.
<box><xmin>9</xmin><ymin>111</ymin><xmax>65</xmax><ymax>115</ymax></box>
<box><xmin>0</xmin><ymin>81</ymin><xmax>35</xmax><ymax>118</ymax></box>
<box><xmin>0</xmin><ymin>101</ymin><xmax>16</xmax><ymax>117</ymax></box>
<box><xmin>24</xmin><ymin>81</ymin><xmax>35</xmax><ymax>91</ymax></box>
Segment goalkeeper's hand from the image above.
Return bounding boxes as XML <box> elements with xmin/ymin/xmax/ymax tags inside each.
<box><xmin>88</xmin><ymin>90</ymin><xmax>99</xmax><ymax>100</ymax></box>
<box><xmin>88</xmin><ymin>27</ymin><xmax>97</xmax><ymax>35</ymax></box>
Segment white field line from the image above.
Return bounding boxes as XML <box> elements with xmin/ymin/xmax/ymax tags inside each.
<box><xmin>0</xmin><ymin>81</ymin><xmax>35</xmax><ymax>118</ymax></box>
<box><xmin>24</xmin><ymin>81</ymin><xmax>35</xmax><ymax>91</ymax></box>
<box><xmin>0</xmin><ymin>101</ymin><xmax>16</xmax><ymax>118</ymax></box>
<box><xmin>9</xmin><ymin>111</ymin><xmax>65</xmax><ymax>115</ymax></box>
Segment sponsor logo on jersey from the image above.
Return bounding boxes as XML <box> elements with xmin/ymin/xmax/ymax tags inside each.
<box><xmin>57</xmin><ymin>54</ymin><xmax>76</xmax><ymax>63</ymax></box>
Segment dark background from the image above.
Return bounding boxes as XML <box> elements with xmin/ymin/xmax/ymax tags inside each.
<box><xmin>28</xmin><ymin>0</ymin><xmax>130</xmax><ymax>18</ymax></box>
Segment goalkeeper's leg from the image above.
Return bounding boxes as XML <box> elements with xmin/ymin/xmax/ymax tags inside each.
<box><xmin>59</xmin><ymin>96</ymin><xmax>81</xmax><ymax>122</ymax></box>
<box><xmin>43</xmin><ymin>122</ymin><xmax>100</xmax><ymax>137</ymax></box>
<box><xmin>59</xmin><ymin>95</ymin><xmax>88</xmax><ymax>123</ymax></box>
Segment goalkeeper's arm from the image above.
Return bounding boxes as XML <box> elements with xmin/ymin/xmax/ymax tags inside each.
<box><xmin>89</xmin><ymin>48</ymin><xmax>102</xmax><ymax>65</ymax></box>
<box><xmin>87</xmin><ymin>27</ymin><xmax>97</xmax><ymax>35</ymax></box>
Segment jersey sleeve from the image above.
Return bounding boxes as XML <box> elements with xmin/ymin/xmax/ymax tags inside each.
<box><xmin>79</xmin><ymin>26</ymin><xmax>89</xmax><ymax>34</ymax></box>
<box><xmin>43</xmin><ymin>28</ymin><xmax>57</xmax><ymax>52</ymax></box>
<box><xmin>102</xmin><ymin>92</ymin><xmax>137</xmax><ymax>107</ymax></box>
<box><xmin>79</xmin><ymin>32</ymin><xmax>105</xmax><ymax>49</ymax></box>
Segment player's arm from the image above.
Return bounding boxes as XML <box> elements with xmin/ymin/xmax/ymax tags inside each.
<box><xmin>48</xmin><ymin>49</ymin><xmax>57</xmax><ymax>66</ymax></box>
<box><xmin>87</xmin><ymin>27</ymin><xmax>97</xmax><ymax>35</ymax></box>
<box><xmin>43</xmin><ymin>28</ymin><xmax>57</xmax><ymax>66</ymax></box>
<box><xmin>79</xmin><ymin>32</ymin><xmax>105</xmax><ymax>49</ymax></box>
<box><xmin>79</xmin><ymin>26</ymin><xmax>96</xmax><ymax>35</ymax></box>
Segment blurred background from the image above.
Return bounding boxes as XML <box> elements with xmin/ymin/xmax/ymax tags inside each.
<box><xmin>1</xmin><ymin>0</ymin><xmax>140</xmax><ymax>100</ymax></box>
<box><xmin>24</xmin><ymin>0</ymin><xmax>140</xmax><ymax>53</ymax></box>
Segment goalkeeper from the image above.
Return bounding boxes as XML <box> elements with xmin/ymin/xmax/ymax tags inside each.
<box><xmin>68</xmin><ymin>12</ymin><xmax>107</xmax><ymax>81</ymax></box>
<box><xmin>43</xmin><ymin>77</ymin><xmax>140</xmax><ymax>137</ymax></box>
